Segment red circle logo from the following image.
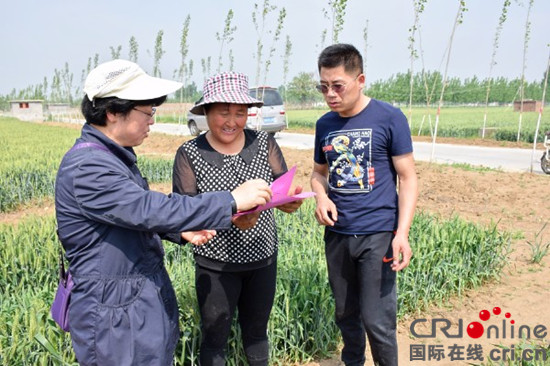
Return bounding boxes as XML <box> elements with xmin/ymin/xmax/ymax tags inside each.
<box><xmin>467</xmin><ymin>322</ymin><xmax>485</xmax><ymax>338</ymax></box>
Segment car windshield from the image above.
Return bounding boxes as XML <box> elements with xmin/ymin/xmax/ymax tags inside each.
<box><xmin>249</xmin><ymin>88</ymin><xmax>283</xmax><ymax>106</ymax></box>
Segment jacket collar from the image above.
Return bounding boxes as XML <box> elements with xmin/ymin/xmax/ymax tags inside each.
<box><xmin>79</xmin><ymin>124</ymin><xmax>137</xmax><ymax>166</ymax></box>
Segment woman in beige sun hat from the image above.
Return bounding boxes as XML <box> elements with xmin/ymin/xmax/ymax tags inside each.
<box><xmin>173</xmin><ymin>71</ymin><xmax>304</xmax><ymax>365</ymax></box>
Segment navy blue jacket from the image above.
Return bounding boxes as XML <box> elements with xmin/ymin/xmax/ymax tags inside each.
<box><xmin>55</xmin><ymin>124</ymin><xmax>233</xmax><ymax>365</ymax></box>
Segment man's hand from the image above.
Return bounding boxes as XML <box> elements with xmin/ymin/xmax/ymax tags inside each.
<box><xmin>390</xmin><ymin>234</ymin><xmax>412</xmax><ymax>272</ymax></box>
<box><xmin>181</xmin><ymin>230</ymin><xmax>217</xmax><ymax>246</ymax></box>
<box><xmin>314</xmin><ymin>195</ymin><xmax>338</xmax><ymax>226</ymax></box>
<box><xmin>311</xmin><ymin>163</ymin><xmax>336</xmax><ymax>226</ymax></box>
<box><xmin>231</xmin><ymin>179</ymin><xmax>272</xmax><ymax>212</ymax></box>
<box><xmin>232</xmin><ymin>211</ymin><xmax>260</xmax><ymax>230</ymax></box>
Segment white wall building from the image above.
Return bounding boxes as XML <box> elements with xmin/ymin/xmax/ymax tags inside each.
<box><xmin>10</xmin><ymin>100</ymin><xmax>44</xmax><ymax>121</ymax></box>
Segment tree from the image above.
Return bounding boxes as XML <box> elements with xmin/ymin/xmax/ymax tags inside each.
<box><xmin>188</xmin><ymin>59</ymin><xmax>194</xmax><ymax>88</ymax></box>
<box><xmin>324</xmin><ymin>0</ymin><xmax>348</xmax><ymax>43</ymax></box>
<box><xmin>362</xmin><ymin>20</ymin><xmax>369</xmax><ymax>87</ymax></box>
<box><xmin>129</xmin><ymin>36</ymin><xmax>139</xmax><ymax>63</ymax></box>
<box><xmin>110</xmin><ymin>45</ymin><xmax>122</xmax><ymax>60</ymax></box>
<box><xmin>61</xmin><ymin>62</ymin><xmax>74</xmax><ymax>104</ymax></box>
<box><xmin>175</xmin><ymin>80</ymin><xmax>201</xmax><ymax>103</ymax></box>
<box><xmin>287</xmin><ymin>72</ymin><xmax>322</xmax><ymax>106</ymax></box>
<box><xmin>317</xmin><ymin>29</ymin><xmax>328</xmax><ymax>55</ymax></box>
<box><xmin>482</xmin><ymin>0</ymin><xmax>511</xmax><ymax>138</ymax></box>
<box><xmin>216</xmin><ymin>10</ymin><xmax>237</xmax><ymax>73</ymax></box>
<box><xmin>50</xmin><ymin>69</ymin><xmax>61</xmax><ymax>103</ymax></box>
<box><xmin>178</xmin><ymin>15</ymin><xmax>191</xmax><ymax>122</ymax></box>
<box><xmin>282</xmin><ymin>35</ymin><xmax>293</xmax><ymax>103</ymax></box>
<box><xmin>42</xmin><ymin>77</ymin><xmax>48</xmax><ymax>101</ymax></box>
<box><xmin>153</xmin><ymin>30</ymin><xmax>165</xmax><ymax>77</ymax></box>
<box><xmin>86</xmin><ymin>57</ymin><xmax>92</xmax><ymax>78</ymax></box>
<box><xmin>430</xmin><ymin>0</ymin><xmax>467</xmax><ymax>161</ymax></box>
<box><xmin>201</xmin><ymin>57</ymin><xmax>212</xmax><ymax>83</ymax></box>
<box><xmin>517</xmin><ymin>0</ymin><xmax>534</xmax><ymax>142</ymax></box>
<box><xmin>79</xmin><ymin>57</ymin><xmax>92</xmax><ymax>99</ymax></box>
<box><xmin>252</xmin><ymin>0</ymin><xmax>276</xmax><ymax>86</ymax></box>
<box><xmin>262</xmin><ymin>7</ymin><xmax>286</xmax><ymax>87</ymax></box>
<box><xmin>407</xmin><ymin>0</ymin><xmax>428</xmax><ymax>127</ymax></box>
<box><xmin>530</xmin><ymin>46</ymin><xmax>549</xmax><ymax>172</ymax></box>
<box><xmin>229</xmin><ymin>49</ymin><xmax>235</xmax><ymax>71</ymax></box>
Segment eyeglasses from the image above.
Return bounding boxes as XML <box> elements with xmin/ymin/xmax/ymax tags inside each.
<box><xmin>132</xmin><ymin>107</ymin><xmax>156</xmax><ymax>118</ymax></box>
<box><xmin>316</xmin><ymin>74</ymin><xmax>361</xmax><ymax>94</ymax></box>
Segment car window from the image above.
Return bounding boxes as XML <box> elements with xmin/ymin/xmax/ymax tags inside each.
<box><xmin>249</xmin><ymin>88</ymin><xmax>283</xmax><ymax>106</ymax></box>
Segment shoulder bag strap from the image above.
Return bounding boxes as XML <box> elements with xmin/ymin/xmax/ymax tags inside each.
<box><xmin>57</xmin><ymin>141</ymin><xmax>112</xmax><ymax>281</ymax></box>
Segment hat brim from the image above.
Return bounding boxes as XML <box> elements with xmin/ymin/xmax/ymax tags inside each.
<box><xmin>98</xmin><ymin>73</ymin><xmax>183</xmax><ymax>101</ymax></box>
<box><xmin>189</xmin><ymin>93</ymin><xmax>264</xmax><ymax>115</ymax></box>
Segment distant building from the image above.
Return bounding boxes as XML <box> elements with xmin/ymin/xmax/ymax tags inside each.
<box><xmin>47</xmin><ymin>103</ymin><xmax>71</xmax><ymax>115</ymax></box>
<box><xmin>10</xmin><ymin>100</ymin><xmax>44</xmax><ymax>121</ymax></box>
<box><xmin>513</xmin><ymin>100</ymin><xmax>542</xmax><ymax>112</ymax></box>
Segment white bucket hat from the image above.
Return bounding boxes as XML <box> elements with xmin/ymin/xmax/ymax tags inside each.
<box><xmin>83</xmin><ymin>59</ymin><xmax>182</xmax><ymax>102</ymax></box>
<box><xmin>190</xmin><ymin>72</ymin><xmax>263</xmax><ymax>115</ymax></box>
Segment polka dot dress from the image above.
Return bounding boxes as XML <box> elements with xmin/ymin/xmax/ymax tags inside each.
<box><xmin>181</xmin><ymin>131</ymin><xmax>278</xmax><ymax>264</ymax></box>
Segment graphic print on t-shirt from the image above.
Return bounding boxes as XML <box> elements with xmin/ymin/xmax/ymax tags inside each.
<box><xmin>322</xmin><ymin>128</ymin><xmax>374</xmax><ymax>193</ymax></box>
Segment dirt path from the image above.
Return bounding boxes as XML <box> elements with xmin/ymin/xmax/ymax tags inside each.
<box><xmin>3</xmin><ymin>131</ymin><xmax>549</xmax><ymax>365</ymax></box>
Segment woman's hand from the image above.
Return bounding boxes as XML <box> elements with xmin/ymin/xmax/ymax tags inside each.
<box><xmin>232</xmin><ymin>211</ymin><xmax>261</xmax><ymax>230</ymax></box>
<box><xmin>231</xmin><ymin>179</ymin><xmax>272</xmax><ymax>211</ymax></box>
<box><xmin>181</xmin><ymin>230</ymin><xmax>217</xmax><ymax>246</ymax></box>
<box><xmin>277</xmin><ymin>185</ymin><xmax>304</xmax><ymax>214</ymax></box>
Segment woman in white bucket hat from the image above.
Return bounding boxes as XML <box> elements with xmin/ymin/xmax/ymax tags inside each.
<box><xmin>173</xmin><ymin>71</ymin><xmax>305</xmax><ymax>365</ymax></box>
<box><xmin>54</xmin><ymin>61</ymin><xmax>272</xmax><ymax>366</ymax></box>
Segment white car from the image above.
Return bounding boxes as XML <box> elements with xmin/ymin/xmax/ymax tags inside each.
<box><xmin>187</xmin><ymin>86</ymin><xmax>287</xmax><ymax>137</ymax></box>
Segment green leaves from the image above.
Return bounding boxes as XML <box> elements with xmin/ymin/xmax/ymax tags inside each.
<box><xmin>398</xmin><ymin>212</ymin><xmax>511</xmax><ymax>317</ymax></box>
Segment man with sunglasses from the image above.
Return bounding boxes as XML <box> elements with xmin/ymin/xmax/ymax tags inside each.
<box><xmin>310</xmin><ymin>44</ymin><xmax>418</xmax><ymax>366</ymax></box>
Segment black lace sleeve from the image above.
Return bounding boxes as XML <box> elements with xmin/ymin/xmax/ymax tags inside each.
<box><xmin>172</xmin><ymin>145</ymin><xmax>198</xmax><ymax>196</ymax></box>
<box><xmin>267</xmin><ymin>134</ymin><xmax>288</xmax><ymax>179</ymax></box>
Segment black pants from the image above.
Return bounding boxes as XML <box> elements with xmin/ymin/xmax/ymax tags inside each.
<box><xmin>325</xmin><ymin>231</ymin><xmax>397</xmax><ymax>366</ymax></box>
<box><xmin>195</xmin><ymin>261</ymin><xmax>277</xmax><ymax>366</ymax></box>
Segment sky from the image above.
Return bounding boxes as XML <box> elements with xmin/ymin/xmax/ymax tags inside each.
<box><xmin>1</xmin><ymin>0</ymin><xmax>549</xmax><ymax>96</ymax></box>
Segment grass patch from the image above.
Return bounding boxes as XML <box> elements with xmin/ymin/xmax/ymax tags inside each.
<box><xmin>0</xmin><ymin>117</ymin><xmax>175</xmax><ymax>213</ymax></box>
<box><xmin>0</xmin><ymin>202</ymin><xmax>510</xmax><ymax>364</ymax></box>
<box><xmin>284</xmin><ymin>106</ymin><xmax>549</xmax><ymax>143</ymax></box>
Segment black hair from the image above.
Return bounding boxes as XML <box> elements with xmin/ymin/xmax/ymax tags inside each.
<box><xmin>81</xmin><ymin>95</ymin><xmax>167</xmax><ymax>126</ymax></box>
<box><xmin>317</xmin><ymin>43</ymin><xmax>363</xmax><ymax>75</ymax></box>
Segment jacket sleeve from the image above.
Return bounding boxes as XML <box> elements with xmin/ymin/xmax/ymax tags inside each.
<box><xmin>72</xmin><ymin>155</ymin><xmax>233</xmax><ymax>233</ymax></box>
<box><xmin>159</xmin><ymin>232</ymin><xmax>183</xmax><ymax>245</ymax></box>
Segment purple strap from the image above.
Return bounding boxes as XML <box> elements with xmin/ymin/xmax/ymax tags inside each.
<box><xmin>52</xmin><ymin>141</ymin><xmax>112</xmax><ymax>332</ymax></box>
<box><xmin>68</xmin><ymin>142</ymin><xmax>110</xmax><ymax>154</ymax></box>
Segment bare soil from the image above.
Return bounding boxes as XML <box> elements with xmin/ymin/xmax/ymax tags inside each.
<box><xmin>3</xmin><ymin>130</ymin><xmax>549</xmax><ymax>365</ymax></box>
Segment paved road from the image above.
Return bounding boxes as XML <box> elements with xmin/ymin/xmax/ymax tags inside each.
<box><xmin>151</xmin><ymin>123</ymin><xmax>547</xmax><ymax>174</ymax></box>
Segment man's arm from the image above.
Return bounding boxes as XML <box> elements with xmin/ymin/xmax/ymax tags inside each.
<box><xmin>310</xmin><ymin>162</ymin><xmax>338</xmax><ymax>226</ymax></box>
<box><xmin>390</xmin><ymin>152</ymin><xmax>418</xmax><ymax>271</ymax></box>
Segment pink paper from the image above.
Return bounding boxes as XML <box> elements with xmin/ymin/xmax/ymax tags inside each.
<box><xmin>233</xmin><ymin>165</ymin><xmax>315</xmax><ymax>217</ymax></box>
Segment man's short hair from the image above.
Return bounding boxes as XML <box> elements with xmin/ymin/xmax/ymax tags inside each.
<box><xmin>318</xmin><ymin>44</ymin><xmax>363</xmax><ymax>75</ymax></box>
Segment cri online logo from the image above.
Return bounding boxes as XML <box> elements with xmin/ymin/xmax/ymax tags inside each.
<box><xmin>410</xmin><ymin>306</ymin><xmax>548</xmax><ymax>339</ymax></box>
<box><xmin>468</xmin><ymin>307</ymin><xmax>510</xmax><ymax>338</ymax></box>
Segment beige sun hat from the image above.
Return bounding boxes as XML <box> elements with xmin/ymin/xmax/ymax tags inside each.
<box><xmin>83</xmin><ymin>59</ymin><xmax>182</xmax><ymax>102</ymax></box>
<box><xmin>190</xmin><ymin>72</ymin><xmax>263</xmax><ymax>115</ymax></box>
